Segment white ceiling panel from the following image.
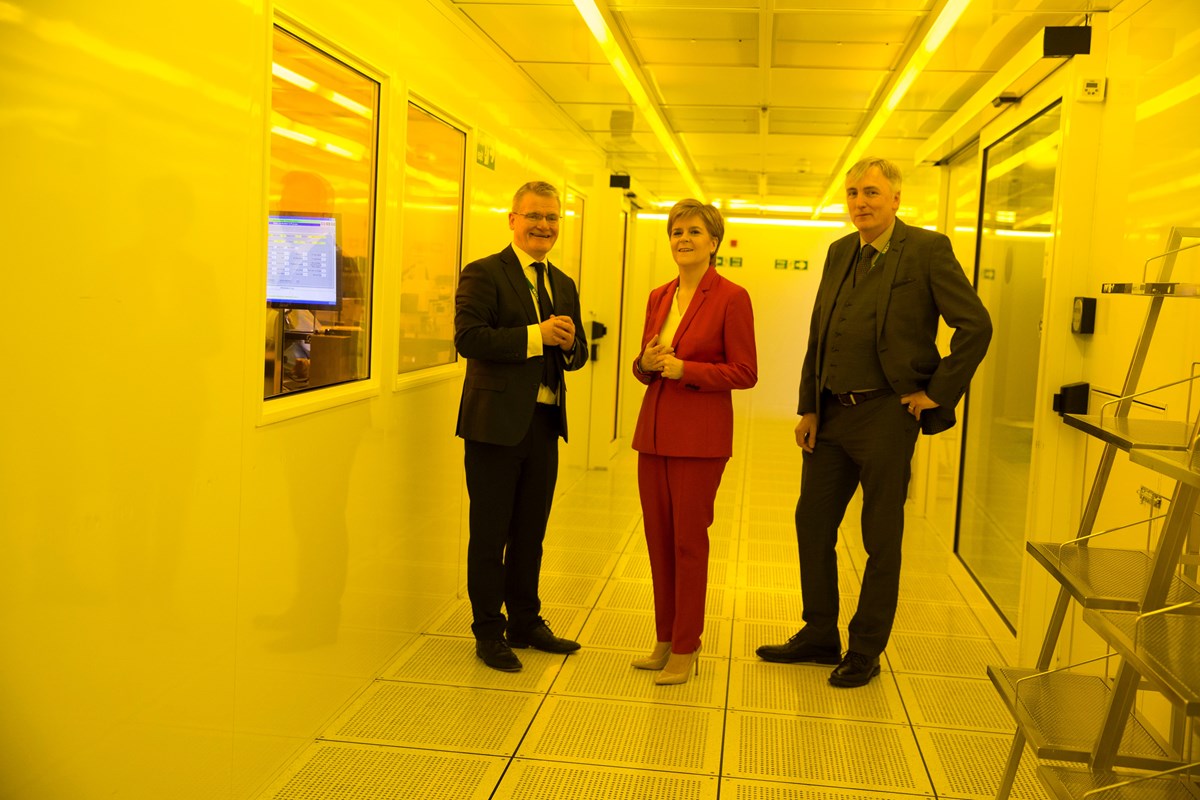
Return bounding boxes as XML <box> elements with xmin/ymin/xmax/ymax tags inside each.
<box><xmin>768</xmin><ymin>68</ymin><xmax>887</xmax><ymax>108</ymax></box>
<box><xmin>636</xmin><ymin>38</ymin><xmax>759</xmax><ymax>67</ymax></box>
<box><xmin>460</xmin><ymin>5</ymin><xmax>607</xmax><ymax>63</ymax></box>
<box><xmin>446</xmin><ymin>0</ymin><xmax>1092</xmax><ymax>211</ymax></box>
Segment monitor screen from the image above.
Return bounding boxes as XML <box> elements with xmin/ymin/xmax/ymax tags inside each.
<box><xmin>266</xmin><ymin>213</ymin><xmax>339</xmax><ymax>308</ymax></box>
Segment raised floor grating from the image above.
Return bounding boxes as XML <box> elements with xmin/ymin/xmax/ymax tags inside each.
<box><xmin>520</xmin><ymin>696</ymin><xmax>724</xmax><ymax>773</ymax></box>
<box><xmin>895</xmin><ymin>675</ymin><xmax>1014</xmax><ymax>731</ymax></box>
<box><xmin>381</xmin><ymin>635</ymin><xmax>563</xmax><ymax>692</ymax></box>
<box><xmin>890</xmin><ymin>599</ymin><xmax>989</xmax><ymax>638</ymax></box>
<box><xmin>552</xmin><ymin>648</ymin><xmax>728</xmax><ymax>708</ymax></box>
<box><xmin>540</xmin><ymin>548</ymin><xmax>620</xmax><ymax>578</ymax></box>
<box><xmin>494</xmin><ymin>760</ymin><xmax>718</xmax><ymax>800</ymax></box>
<box><xmin>263</xmin><ymin>742</ymin><xmax>505</xmax><ymax>800</ymax></box>
<box><xmin>597</xmin><ymin>580</ymin><xmax>732</xmax><ymax>618</ymax></box>
<box><xmin>731</xmin><ymin>660</ymin><xmax>905</xmax><ymax>723</ymax></box>
<box><xmin>427</xmin><ymin>599</ymin><xmax>589</xmax><ymax>640</ymax></box>
<box><xmin>887</xmin><ymin>632</ymin><xmax>1003</xmax><ymax>677</ymax></box>
<box><xmin>323</xmin><ymin>681</ymin><xmax>539</xmax><ymax>754</ymax></box>
<box><xmin>723</xmin><ymin>779</ymin><xmax>935</xmax><ymax>799</ymax></box>
<box><xmin>724</xmin><ymin>711</ymin><xmax>932</xmax><ymax>794</ymax></box>
<box><xmin>916</xmin><ymin>727</ymin><xmax>1053</xmax><ymax>800</ymax></box>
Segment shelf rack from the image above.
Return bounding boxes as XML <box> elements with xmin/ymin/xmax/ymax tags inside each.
<box><xmin>991</xmin><ymin>227</ymin><xmax>1200</xmax><ymax>800</ymax></box>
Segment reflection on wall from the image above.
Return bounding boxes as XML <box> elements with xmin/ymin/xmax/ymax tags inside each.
<box><xmin>265</xmin><ymin>27</ymin><xmax>378</xmax><ymax>397</ymax></box>
<box><xmin>398</xmin><ymin>103</ymin><xmax>466</xmax><ymax>373</ymax></box>
<box><xmin>958</xmin><ymin>103</ymin><xmax>1061</xmax><ymax>627</ymax></box>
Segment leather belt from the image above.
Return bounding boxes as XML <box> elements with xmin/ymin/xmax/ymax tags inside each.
<box><xmin>828</xmin><ymin>388</ymin><xmax>892</xmax><ymax>407</ymax></box>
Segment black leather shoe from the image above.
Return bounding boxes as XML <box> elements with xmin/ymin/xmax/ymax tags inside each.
<box><xmin>507</xmin><ymin>620</ymin><xmax>581</xmax><ymax>654</ymax></box>
<box><xmin>756</xmin><ymin>630</ymin><xmax>841</xmax><ymax>664</ymax></box>
<box><xmin>476</xmin><ymin>639</ymin><xmax>522</xmax><ymax>672</ymax></box>
<box><xmin>828</xmin><ymin>651</ymin><xmax>880</xmax><ymax>687</ymax></box>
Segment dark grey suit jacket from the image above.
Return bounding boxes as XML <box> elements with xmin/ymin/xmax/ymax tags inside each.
<box><xmin>455</xmin><ymin>244</ymin><xmax>588</xmax><ymax>445</ymax></box>
<box><xmin>798</xmin><ymin>218</ymin><xmax>992</xmax><ymax>435</ymax></box>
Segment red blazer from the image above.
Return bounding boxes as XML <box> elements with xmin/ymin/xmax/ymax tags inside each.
<box><xmin>632</xmin><ymin>267</ymin><xmax>757</xmax><ymax>458</ymax></box>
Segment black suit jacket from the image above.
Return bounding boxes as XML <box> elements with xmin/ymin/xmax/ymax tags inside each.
<box><xmin>798</xmin><ymin>218</ymin><xmax>992</xmax><ymax>435</ymax></box>
<box><xmin>455</xmin><ymin>244</ymin><xmax>588</xmax><ymax>445</ymax></box>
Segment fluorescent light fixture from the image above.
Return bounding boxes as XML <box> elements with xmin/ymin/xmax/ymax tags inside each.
<box><xmin>271</xmin><ymin>125</ymin><xmax>317</xmax><ymax>145</ymax></box>
<box><xmin>814</xmin><ymin>0</ymin><xmax>972</xmax><ymax>217</ymax></box>
<box><xmin>639</xmin><ymin>213</ymin><xmax>844</xmax><ymax>229</ymax></box>
<box><xmin>272</xmin><ymin>62</ymin><xmax>317</xmax><ymax>91</ymax></box>
<box><xmin>995</xmin><ymin>210</ymin><xmax>1017</xmax><ymax>223</ymax></box>
<box><xmin>329</xmin><ymin>91</ymin><xmax>372</xmax><ymax>119</ymax></box>
<box><xmin>728</xmin><ymin>217</ymin><xmax>847</xmax><ymax>228</ymax></box>
<box><xmin>323</xmin><ymin>142</ymin><xmax>355</xmax><ymax>158</ymax></box>
<box><xmin>573</xmin><ymin>0</ymin><xmax>705</xmax><ymax>200</ymax></box>
<box><xmin>993</xmin><ymin>229</ymin><xmax>1053</xmax><ymax>239</ymax></box>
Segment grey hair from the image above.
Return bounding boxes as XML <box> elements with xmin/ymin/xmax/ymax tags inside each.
<box><xmin>846</xmin><ymin>157</ymin><xmax>902</xmax><ymax>191</ymax></box>
<box><xmin>512</xmin><ymin>181</ymin><xmax>560</xmax><ymax>210</ymax></box>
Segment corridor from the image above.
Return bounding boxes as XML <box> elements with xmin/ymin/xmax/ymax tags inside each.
<box><xmin>259</xmin><ymin>413</ymin><xmax>1045</xmax><ymax>800</ymax></box>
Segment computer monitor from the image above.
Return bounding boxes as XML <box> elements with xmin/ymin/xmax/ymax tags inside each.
<box><xmin>266</xmin><ymin>212</ymin><xmax>339</xmax><ymax>309</ymax></box>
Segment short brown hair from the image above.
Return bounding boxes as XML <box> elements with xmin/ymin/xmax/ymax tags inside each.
<box><xmin>667</xmin><ymin>199</ymin><xmax>725</xmax><ymax>266</ymax></box>
<box><xmin>512</xmin><ymin>181</ymin><xmax>560</xmax><ymax>210</ymax></box>
<box><xmin>846</xmin><ymin>157</ymin><xmax>902</xmax><ymax>191</ymax></box>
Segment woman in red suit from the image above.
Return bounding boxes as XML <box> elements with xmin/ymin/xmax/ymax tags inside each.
<box><xmin>631</xmin><ymin>199</ymin><xmax>758</xmax><ymax>685</ymax></box>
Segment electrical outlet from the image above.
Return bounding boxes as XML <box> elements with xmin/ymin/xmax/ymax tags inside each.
<box><xmin>1080</xmin><ymin>77</ymin><xmax>1107</xmax><ymax>103</ymax></box>
<box><xmin>1138</xmin><ymin>485</ymin><xmax>1164</xmax><ymax>508</ymax></box>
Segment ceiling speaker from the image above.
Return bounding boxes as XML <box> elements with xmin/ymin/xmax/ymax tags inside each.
<box><xmin>1044</xmin><ymin>26</ymin><xmax>1091</xmax><ymax>57</ymax></box>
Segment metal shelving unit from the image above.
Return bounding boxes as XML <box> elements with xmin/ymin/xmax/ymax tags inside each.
<box><xmin>991</xmin><ymin>228</ymin><xmax>1200</xmax><ymax>800</ymax></box>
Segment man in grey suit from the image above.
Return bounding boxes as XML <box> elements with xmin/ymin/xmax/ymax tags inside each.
<box><xmin>758</xmin><ymin>157</ymin><xmax>992</xmax><ymax>687</ymax></box>
<box><xmin>455</xmin><ymin>181</ymin><xmax>588</xmax><ymax>672</ymax></box>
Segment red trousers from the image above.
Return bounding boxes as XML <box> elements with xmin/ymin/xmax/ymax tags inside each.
<box><xmin>637</xmin><ymin>453</ymin><xmax>727</xmax><ymax>654</ymax></box>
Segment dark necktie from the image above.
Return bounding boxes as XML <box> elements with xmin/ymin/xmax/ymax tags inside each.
<box><xmin>532</xmin><ymin>262</ymin><xmax>560</xmax><ymax>393</ymax></box>
<box><xmin>855</xmin><ymin>243</ymin><xmax>876</xmax><ymax>284</ymax></box>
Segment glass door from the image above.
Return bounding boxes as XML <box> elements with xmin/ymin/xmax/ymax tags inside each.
<box><xmin>956</xmin><ymin>101</ymin><xmax>1062</xmax><ymax>627</ymax></box>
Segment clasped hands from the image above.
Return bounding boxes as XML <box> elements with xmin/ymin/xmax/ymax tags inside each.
<box><xmin>639</xmin><ymin>334</ymin><xmax>684</xmax><ymax>380</ymax></box>
<box><xmin>539</xmin><ymin>315</ymin><xmax>576</xmax><ymax>352</ymax></box>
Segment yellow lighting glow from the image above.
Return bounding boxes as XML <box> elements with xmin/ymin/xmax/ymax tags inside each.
<box><xmin>814</xmin><ymin>0</ymin><xmax>972</xmax><ymax>218</ymax></box>
<box><xmin>271</xmin><ymin>126</ymin><xmax>316</xmax><ymax>145</ymax></box>
<box><xmin>728</xmin><ymin>217</ymin><xmax>847</xmax><ymax>228</ymax></box>
<box><xmin>329</xmin><ymin>91</ymin><xmax>372</xmax><ymax>119</ymax></box>
<box><xmin>271</xmin><ymin>62</ymin><xmax>317</xmax><ymax>91</ymax></box>
<box><xmin>572</xmin><ymin>0</ymin><xmax>705</xmax><ymax>201</ymax></box>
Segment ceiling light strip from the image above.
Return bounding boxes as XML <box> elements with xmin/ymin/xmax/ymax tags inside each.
<box><xmin>813</xmin><ymin>0</ymin><xmax>973</xmax><ymax>217</ymax></box>
<box><xmin>573</xmin><ymin>0</ymin><xmax>705</xmax><ymax>201</ymax></box>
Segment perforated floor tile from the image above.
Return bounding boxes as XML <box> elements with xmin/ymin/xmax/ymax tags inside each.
<box><xmin>741</xmin><ymin>564</ymin><xmax>860</xmax><ymax>594</ymax></box>
<box><xmin>380</xmin><ymin>635</ymin><xmax>564</xmax><ymax>692</ymax></box>
<box><xmin>722</xmin><ymin>778</ymin><xmax>933</xmax><ymax>799</ymax></box>
<box><xmin>597</xmin><ymin>580</ymin><xmax>733</xmax><ymax>618</ymax></box>
<box><xmin>494</xmin><ymin>760</ymin><xmax>719</xmax><ymax>800</ymax></box>
<box><xmin>552</xmin><ymin>648</ymin><xmax>728</xmax><ymax>708</ymax></box>
<box><xmin>576</xmin><ymin>608</ymin><xmax>732</xmax><ymax>658</ymax></box>
<box><xmin>262</xmin><ymin>741</ymin><xmax>505</xmax><ymax>800</ymax></box>
<box><xmin>615</xmin><ymin>552</ymin><xmax>737</xmax><ymax>587</ymax></box>
<box><xmin>890</xmin><ymin>599</ymin><xmax>989</xmax><ymax>638</ymax></box>
<box><xmin>741</xmin><ymin>520</ymin><xmax>800</xmax><ymax>543</ymax></box>
<box><xmin>426</xmin><ymin>600</ymin><xmax>589</xmax><ymax>641</ymax></box>
<box><xmin>540</xmin><ymin>548</ymin><xmax>621</xmax><ymax>578</ymax></box>
<box><xmin>895</xmin><ymin>675</ymin><xmax>1015</xmax><ymax>732</ymax></box>
<box><xmin>915</xmin><ymin>728</ymin><xmax>1053</xmax><ymax>800</ymax></box>
<box><xmin>896</xmin><ymin>573</ymin><xmax>968</xmax><ymax>604</ymax></box>
<box><xmin>730</xmin><ymin>660</ymin><xmax>906</xmax><ymax>723</ymax></box>
<box><xmin>520</xmin><ymin>696</ymin><xmax>725</xmax><ymax>773</ymax></box>
<box><xmin>322</xmin><ymin>681</ymin><xmax>541</xmax><ymax>754</ymax></box>
<box><xmin>736</xmin><ymin>590</ymin><xmax>856</xmax><ymax>628</ymax></box>
<box><xmin>724</xmin><ymin>711</ymin><xmax>933</xmax><ymax>795</ymax></box>
<box><xmin>887</xmin><ymin>633</ymin><xmax>1003</xmax><ymax>677</ymax></box>
<box><xmin>538</xmin><ymin>574</ymin><xmax>607</xmax><ymax>608</ymax></box>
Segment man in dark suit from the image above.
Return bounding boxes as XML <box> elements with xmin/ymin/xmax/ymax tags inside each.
<box><xmin>757</xmin><ymin>157</ymin><xmax>992</xmax><ymax>687</ymax></box>
<box><xmin>455</xmin><ymin>181</ymin><xmax>588</xmax><ymax>672</ymax></box>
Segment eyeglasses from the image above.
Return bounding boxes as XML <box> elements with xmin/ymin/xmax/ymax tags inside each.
<box><xmin>514</xmin><ymin>212</ymin><xmax>560</xmax><ymax>224</ymax></box>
